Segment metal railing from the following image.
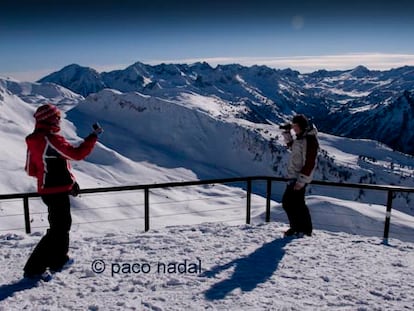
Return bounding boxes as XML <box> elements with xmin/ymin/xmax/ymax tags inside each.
<box><xmin>0</xmin><ymin>176</ymin><xmax>413</xmax><ymax>244</ymax></box>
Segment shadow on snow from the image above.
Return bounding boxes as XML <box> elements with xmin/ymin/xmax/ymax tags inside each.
<box><xmin>0</xmin><ymin>278</ymin><xmax>39</xmax><ymax>302</ymax></box>
<box><xmin>201</xmin><ymin>237</ymin><xmax>290</xmax><ymax>300</ymax></box>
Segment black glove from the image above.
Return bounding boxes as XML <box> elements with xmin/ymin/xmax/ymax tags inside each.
<box><xmin>92</xmin><ymin>122</ymin><xmax>104</xmax><ymax>135</ymax></box>
<box><xmin>70</xmin><ymin>182</ymin><xmax>81</xmax><ymax>197</ymax></box>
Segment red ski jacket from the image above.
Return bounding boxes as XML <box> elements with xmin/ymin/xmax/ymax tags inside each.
<box><xmin>25</xmin><ymin>124</ymin><xmax>98</xmax><ymax>194</ymax></box>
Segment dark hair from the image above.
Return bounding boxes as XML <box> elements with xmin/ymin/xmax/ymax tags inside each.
<box><xmin>292</xmin><ymin>114</ymin><xmax>309</xmax><ymax>131</ymax></box>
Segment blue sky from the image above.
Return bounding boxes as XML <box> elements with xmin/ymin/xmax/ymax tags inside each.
<box><xmin>1</xmin><ymin>0</ymin><xmax>414</xmax><ymax>81</ymax></box>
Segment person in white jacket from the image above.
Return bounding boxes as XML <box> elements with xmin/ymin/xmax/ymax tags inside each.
<box><xmin>281</xmin><ymin>114</ymin><xmax>319</xmax><ymax>237</ymax></box>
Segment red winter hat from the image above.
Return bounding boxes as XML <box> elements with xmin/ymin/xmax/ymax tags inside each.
<box><xmin>34</xmin><ymin>104</ymin><xmax>61</xmax><ymax>122</ymax></box>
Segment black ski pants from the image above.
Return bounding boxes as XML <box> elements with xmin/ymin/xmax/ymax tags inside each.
<box><xmin>282</xmin><ymin>182</ymin><xmax>313</xmax><ymax>235</ymax></box>
<box><xmin>24</xmin><ymin>192</ymin><xmax>71</xmax><ymax>275</ymax></box>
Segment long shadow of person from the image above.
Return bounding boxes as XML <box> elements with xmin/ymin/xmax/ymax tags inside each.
<box><xmin>0</xmin><ymin>278</ymin><xmax>39</xmax><ymax>302</ymax></box>
<box><xmin>201</xmin><ymin>237</ymin><xmax>290</xmax><ymax>300</ymax></box>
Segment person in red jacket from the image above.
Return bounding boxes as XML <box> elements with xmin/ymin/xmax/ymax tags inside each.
<box><xmin>23</xmin><ymin>103</ymin><xmax>102</xmax><ymax>278</ymax></box>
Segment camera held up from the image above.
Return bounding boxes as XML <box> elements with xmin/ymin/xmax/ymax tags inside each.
<box><xmin>279</xmin><ymin>123</ymin><xmax>292</xmax><ymax>131</ymax></box>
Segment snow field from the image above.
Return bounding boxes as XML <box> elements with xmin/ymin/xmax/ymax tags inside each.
<box><xmin>1</xmin><ymin>222</ymin><xmax>413</xmax><ymax>310</ymax></box>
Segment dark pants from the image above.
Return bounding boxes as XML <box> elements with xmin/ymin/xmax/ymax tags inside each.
<box><xmin>24</xmin><ymin>192</ymin><xmax>72</xmax><ymax>275</ymax></box>
<box><xmin>282</xmin><ymin>182</ymin><xmax>313</xmax><ymax>235</ymax></box>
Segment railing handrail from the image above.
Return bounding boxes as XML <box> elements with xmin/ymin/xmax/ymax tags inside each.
<box><xmin>1</xmin><ymin>176</ymin><xmax>413</xmax><ymax>200</ymax></box>
<box><xmin>1</xmin><ymin>176</ymin><xmax>413</xmax><ymax>244</ymax></box>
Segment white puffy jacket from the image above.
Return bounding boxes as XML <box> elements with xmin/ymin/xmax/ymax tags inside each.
<box><xmin>283</xmin><ymin>126</ymin><xmax>319</xmax><ymax>184</ymax></box>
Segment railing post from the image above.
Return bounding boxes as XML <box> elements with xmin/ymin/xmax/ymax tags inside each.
<box><xmin>23</xmin><ymin>196</ymin><xmax>31</xmax><ymax>234</ymax></box>
<box><xmin>144</xmin><ymin>188</ymin><xmax>150</xmax><ymax>232</ymax></box>
<box><xmin>246</xmin><ymin>179</ymin><xmax>251</xmax><ymax>224</ymax></box>
<box><xmin>266</xmin><ymin>178</ymin><xmax>272</xmax><ymax>222</ymax></box>
<box><xmin>382</xmin><ymin>190</ymin><xmax>394</xmax><ymax>245</ymax></box>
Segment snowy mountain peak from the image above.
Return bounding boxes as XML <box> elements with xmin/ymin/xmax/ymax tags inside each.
<box><xmin>349</xmin><ymin>65</ymin><xmax>371</xmax><ymax>77</ymax></box>
<box><xmin>190</xmin><ymin>61</ymin><xmax>214</xmax><ymax>71</ymax></box>
<box><xmin>120</xmin><ymin>61</ymin><xmax>153</xmax><ymax>78</ymax></box>
<box><xmin>37</xmin><ymin>62</ymin><xmax>414</xmax><ymax>155</ymax></box>
<box><xmin>43</xmin><ymin>63</ymin><xmax>99</xmax><ymax>79</ymax></box>
<box><xmin>38</xmin><ymin>64</ymin><xmax>106</xmax><ymax>97</ymax></box>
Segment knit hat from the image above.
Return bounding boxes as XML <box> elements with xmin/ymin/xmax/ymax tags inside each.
<box><xmin>292</xmin><ymin>114</ymin><xmax>309</xmax><ymax>131</ymax></box>
<box><xmin>34</xmin><ymin>104</ymin><xmax>61</xmax><ymax>122</ymax></box>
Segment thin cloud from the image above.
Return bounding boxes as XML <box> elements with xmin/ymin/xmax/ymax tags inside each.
<box><xmin>158</xmin><ymin>53</ymin><xmax>414</xmax><ymax>72</ymax></box>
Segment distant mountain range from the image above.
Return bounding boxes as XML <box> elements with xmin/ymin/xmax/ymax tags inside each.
<box><xmin>1</xmin><ymin>70</ymin><xmax>413</xmax><ymax>214</ymax></box>
<box><xmin>38</xmin><ymin>62</ymin><xmax>414</xmax><ymax>155</ymax></box>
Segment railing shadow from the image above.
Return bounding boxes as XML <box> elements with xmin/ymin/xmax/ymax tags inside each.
<box><xmin>201</xmin><ymin>237</ymin><xmax>290</xmax><ymax>300</ymax></box>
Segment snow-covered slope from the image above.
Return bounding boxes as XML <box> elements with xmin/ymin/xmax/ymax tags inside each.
<box><xmin>0</xmin><ymin>83</ymin><xmax>40</xmax><ymax>193</ymax></box>
<box><xmin>331</xmin><ymin>90</ymin><xmax>414</xmax><ymax>155</ymax></box>
<box><xmin>65</xmin><ymin>88</ymin><xmax>414</xmax><ymax>212</ymax></box>
<box><xmin>38</xmin><ymin>62</ymin><xmax>414</xmax><ymax>155</ymax></box>
<box><xmin>68</xmin><ymin>89</ymin><xmax>282</xmax><ymax>180</ymax></box>
<box><xmin>0</xmin><ymin>79</ymin><xmax>413</xmax><ymax>235</ymax></box>
<box><xmin>0</xmin><ymin>76</ymin><xmax>83</xmax><ymax>109</ymax></box>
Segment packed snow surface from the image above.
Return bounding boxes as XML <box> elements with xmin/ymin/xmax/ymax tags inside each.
<box><xmin>1</xmin><ymin>222</ymin><xmax>413</xmax><ymax>311</ymax></box>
